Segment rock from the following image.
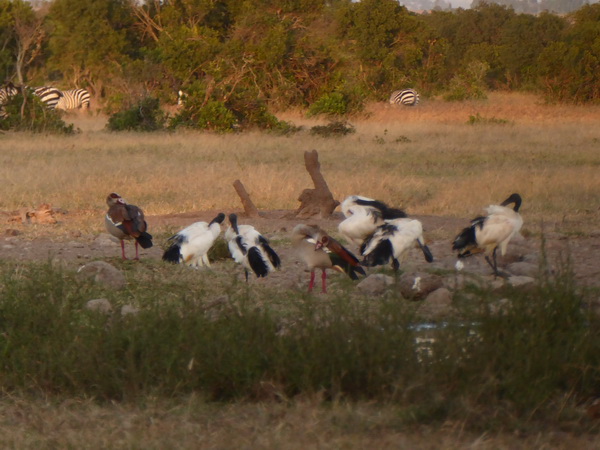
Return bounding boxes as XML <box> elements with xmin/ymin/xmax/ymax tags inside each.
<box><xmin>94</xmin><ymin>233</ymin><xmax>119</xmax><ymax>247</ymax></box>
<box><xmin>121</xmin><ymin>304</ymin><xmax>139</xmax><ymax>316</ymax></box>
<box><xmin>507</xmin><ymin>261</ymin><xmax>538</xmax><ymax>277</ymax></box>
<box><xmin>5</xmin><ymin>229</ymin><xmax>21</xmax><ymax>236</ymax></box>
<box><xmin>357</xmin><ymin>274</ymin><xmax>395</xmax><ymax>296</ymax></box>
<box><xmin>86</xmin><ymin>298</ymin><xmax>113</xmax><ymax>314</ymax></box>
<box><xmin>507</xmin><ymin>275</ymin><xmax>535</xmax><ymax>287</ymax></box>
<box><xmin>77</xmin><ymin>261</ymin><xmax>126</xmax><ymax>290</ymax></box>
<box><xmin>489</xmin><ymin>298</ymin><xmax>511</xmax><ymax>316</ymax></box>
<box><xmin>419</xmin><ymin>288</ymin><xmax>454</xmax><ymax>319</ymax></box>
<box><xmin>398</xmin><ymin>272</ymin><xmax>443</xmax><ymax>300</ymax></box>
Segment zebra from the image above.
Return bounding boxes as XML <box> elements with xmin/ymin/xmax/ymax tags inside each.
<box><xmin>389</xmin><ymin>88</ymin><xmax>420</xmax><ymax>107</ymax></box>
<box><xmin>0</xmin><ymin>83</ymin><xmax>19</xmax><ymax>119</ymax></box>
<box><xmin>56</xmin><ymin>88</ymin><xmax>90</xmax><ymax>111</ymax></box>
<box><xmin>31</xmin><ymin>86</ymin><xmax>63</xmax><ymax>110</ymax></box>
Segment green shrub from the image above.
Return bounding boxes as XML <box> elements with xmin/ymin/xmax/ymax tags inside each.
<box><xmin>307</xmin><ymin>92</ymin><xmax>348</xmax><ymax>117</ymax></box>
<box><xmin>0</xmin><ymin>91</ymin><xmax>74</xmax><ymax>134</ymax></box>
<box><xmin>0</xmin><ymin>255</ymin><xmax>597</xmax><ymax>430</ymax></box>
<box><xmin>467</xmin><ymin>113</ymin><xmax>511</xmax><ymax>125</ymax></box>
<box><xmin>310</xmin><ymin>121</ymin><xmax>355</xmax><ymax>137</ymax></box>
<box><xmin>106</xmin><ymin>97</ymin><xmax>166</xmax><ymax>132</ymax></box>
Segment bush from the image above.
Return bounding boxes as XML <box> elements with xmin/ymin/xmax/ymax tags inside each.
<box><xmin>307</xmin><ymin>92</ymin><xmax>348</xmax><ymax>117</ymax></box>
<box><xmin>310</xmin><ymin>121</ymin><xmax>355</xmax><ymax>137</ymax></box>
<box><xmin>106</xmin><ymin>97</ymin><xmax>166</xmax><ymax>132</ymax></box>
<box><xmin>0</xmin><ymin>255</ymin><xmax>597</xmax><ymax>430</ymax></box>
<box><xmin>0</xmin><ymin>91</ymin><xmax>74</xmax><ymax>134</ymax></box>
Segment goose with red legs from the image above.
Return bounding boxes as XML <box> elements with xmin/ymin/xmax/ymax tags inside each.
<box><xmin>105</xmin><ymin>193</ymin><xmax>153</xmax><ymax>260</ymax></box>
<box><xmin>292</xmin><ymin>224</ymin><xmax>366</xmax><ymax>293</ymax></box>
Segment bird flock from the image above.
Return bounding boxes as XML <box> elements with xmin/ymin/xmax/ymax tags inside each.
<box><xmin>105</xmin><ymin>192</ymin><xmax>524</xmax><ymax>292</ymax></box>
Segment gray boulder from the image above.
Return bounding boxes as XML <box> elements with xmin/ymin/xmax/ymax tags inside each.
<box><xmin>357</xmin><ymin>274</ymin><xmax>395</xmax><ymax>296</ymax></box>
<box><xmin>78</xmin><ymin>261</ymin><xmax>126</xmax><ymax>290</ymax></box>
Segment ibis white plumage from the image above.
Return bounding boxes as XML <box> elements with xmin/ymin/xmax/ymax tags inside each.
<box><xmin>361</xmin><ymin>218</ymin><xmax>434</xmax><ymax>271</ymax></box>
<box><xmin>162</xmin><ymin>213</ymin><xmax>226</xmax><ymax>267</ymax></box>
<box><xmin>338</xmin><ymin>195</ymin><xmax>407</xmax><ymax>247</ymax></box>
<box><xmin>292</xmin><ymin>224</ymin><xmax>366</xmax><ymax>293</ymax></box>
<box><xmin>452</xmin><ymin>193</ymin><xmax>523</xmax><ymax>276</ymax></box>
<box><xmin>225</xmin><ymin>213</ymin><xmax>281</xmax><ymax>281</ymax></box>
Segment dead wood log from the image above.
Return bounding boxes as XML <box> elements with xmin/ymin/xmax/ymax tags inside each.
<box><xmin>233</xmin><ymin>179</ymin><xmax>260</xmax><ymax>217</ymax></box>
<box><xmin>294</xmin><ymin>150</ymin><xmax>340</xmax><ymax>218</ymax></box>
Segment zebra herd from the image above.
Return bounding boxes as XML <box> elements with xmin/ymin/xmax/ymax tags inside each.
<box><xmin>0</xmin><ymin>82</ymin><xmax>90</xmax><ymax>119</ymax></box>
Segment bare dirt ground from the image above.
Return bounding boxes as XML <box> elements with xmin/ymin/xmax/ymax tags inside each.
<box><xmin>2</xmin><ymin>208</ymin><xmax>600</xmax><ymax>293</ymax></box>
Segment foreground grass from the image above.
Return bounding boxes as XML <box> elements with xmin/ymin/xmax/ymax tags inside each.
<box><xmin>1</xmin><ymin>94</ymin><xmax>599</xmax><ymax>235</ymax></box>
<box><xmin>0</xmin><ymin>258</ymin><xmax>598</xmax><ymax>438</ymax></box>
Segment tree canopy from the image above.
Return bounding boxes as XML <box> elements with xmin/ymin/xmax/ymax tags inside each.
<box><xmin>0</xmin><ymin>0</ymin><xmax>599</xmax><ymax>125</ymax></box>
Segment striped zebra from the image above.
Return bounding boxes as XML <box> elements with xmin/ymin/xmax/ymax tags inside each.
<box><xmin>389</xmin><ymin>89</ymin><xmax>420</xmax><ymax>107</ymax></box>
<box><xmin>31</xmin><ymin>86</ymin><xmax>63</xmax><ymax>110</ymax></box>
<box><xmin>56</xmin><ymin>88</ymin><xmax>90</xmax><ymax>110</ymax></box>
<box><xmin>0</xmin><ymin>83</ymin><xmax>19</xmax><ymax>119</ymax></box>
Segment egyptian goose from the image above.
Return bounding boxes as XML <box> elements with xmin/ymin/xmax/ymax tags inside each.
<box><xmin>105</xmin><ymin>193</ymin><xmax>153</xmax><ymax>260</ymax></box>
<box><xmin>292</xmin><ymin>224</ymin><xmax>366</xmax><ymax>293</ymax></box>
<box><xmin>452</xmin><ymin>193</ymin><xmax>523</xmax><ymax>276</ymax></box>
<box><xmin>338</xmin><ymin>195</ymin><xmax>407</xmax><ymax>247</ymax></box>
<box><xmin>162</xmin><ymin>213</ymin><xmax>226</xmax><ymax>267</ymax></box>
<box><xmin>361</xmin><ymin>218</ymin><xmax>433</xmax><ymax>271</ymax></box>
<box><xmin>225</xmin><ymin>214</ymin><xmax>281</xmax><ymax>281</ymax></box>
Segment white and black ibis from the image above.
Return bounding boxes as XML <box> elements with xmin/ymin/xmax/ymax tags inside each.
<box><xmin>105</xmin><ymin>192</ymin><xmax>153</xmax><ymax>260</ymax></box>
<box><xmin>162</xmin><ymin>213</ymin><xmax>226</xmax><ymax>267</ymax></box>
<box><xmin>452</xmin><ymin>193</ymin><xmax>523</xmax><ymax>276</ymax></box>
<box><xmin>361</xmin><ymin>218</ymin><xmax>433</xmax><ymax>271</ymax></box>
<box><xmin>292</xmin><ymin>224</ymin><xmax>366</xmax><ymax>293</ymax></box>
<box><xmin>338</xmin><ymin>195</ymin><xmax>407</xmax><ymax>247</ymax></box>
<box><xmin>225</xmin><ymin>213</ymin><xmax>281</xmax><ymax>281</ymax></box>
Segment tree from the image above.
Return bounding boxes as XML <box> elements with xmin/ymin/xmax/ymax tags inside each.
<box><xmin>0</xmin><ymin>0</ymin><xmax>46</xmax><ymax>83</ymax></box>
<box><xmin>46</xmin><ymin>0</ymin><xmax>137</xmax><ymax>95</ymax></box>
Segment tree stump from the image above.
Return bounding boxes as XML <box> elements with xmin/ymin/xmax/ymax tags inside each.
<box><xmin>233</xmin><ymin>179</ymin><xmax>260</xmax><ymax>217</ymax></box>
<box><xmin>294</xmin><ymin>150</ymin><xmax>339</xmax><ymax>218</ymax></box>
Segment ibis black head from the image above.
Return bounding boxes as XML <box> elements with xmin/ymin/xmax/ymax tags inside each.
<box><xmin>210</xmin><ymin>212</ymin><xmax>226</xmax><ymax>225</ymax></box>
<box><xmin>500</xmin><ymin>193</ymin><xmax>522</xmax><ymax>212</ymax></box>
<box><xmin>228</xmin><ymin>213</ymin><xmax>239</xmax><ymax>234</ymax></box>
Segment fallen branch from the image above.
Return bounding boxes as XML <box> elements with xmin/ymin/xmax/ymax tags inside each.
<box><xmin>294</xmin><ymin>150</ymin><xmax>339</xmax><ymax>218</ymax></box>
<box><xmin>233</xmin><ymin>179</ymin><xmax>260</xmax><ymax>218</ymax></box>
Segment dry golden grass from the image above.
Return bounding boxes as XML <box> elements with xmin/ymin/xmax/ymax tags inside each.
<box><xmin>0</xmin><ymin>394</ymin><xmax>596</xmax><ymax>449</ymax></box>
<box><xmin>1</xmin><ymin>92</ymin><xmax>599</xmax><ymax>236</ymax></box>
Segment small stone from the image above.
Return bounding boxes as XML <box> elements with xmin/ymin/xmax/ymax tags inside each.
<box><xmin>357</xmin><ymin>274</ymin><xmax>395</xmax><ymax>296</ymax></box>
<box><xmin>507</xmin><ymin>261</ymin><xmax>538</xmax><ymax>277</ymax></box>
<box><xmin>507</xmin><ymin>275</ymin><xmax>535</xmax><ymax>287</ymax></box>
<box><xmin>121</xmin><ymin>304</ymin><xmax>139</xmax><ymax>316</ymax></box>
<box><xmin>77</xmin><ymin>261</ymin><xmax>126</xmax><ymax>290</ymax></box>
<box><xmin>419</xmin><ymin>288</ymin><xmax>454</xmax><ymax>319</ymax></box>
<box><xmin>86</xmin><ymin>298</ymin><xmax>113</xmax><ymax>314</ymax></box>
<box><xmin>398</xmin><ymin>272</ymin><xmax>443</xmax><ymax>300</ymax></box>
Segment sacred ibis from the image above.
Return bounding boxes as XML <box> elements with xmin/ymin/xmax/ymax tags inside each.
<box><xmin>225</xmin><ymin>213</ymin><xmax>281</xmax><ymax>281</ymax></box>
<box><xmin>361</xmin><ymin>218</ymin><xmax>433</xmax><ymax>271</ymax></box>
<box><xmin>162</xmin><ymin>213</ymin><xmax>226</xmax><ymax>267</ymax></box>
<box><xmin>452</xmin><ymin>193</ymin><xmax>523</xmax><ymax>277</ymax></box>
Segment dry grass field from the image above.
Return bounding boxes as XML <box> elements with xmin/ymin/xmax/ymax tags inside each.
<box><xmin>1</xmin><ymin>92</ymin><xmax>600</xmax><ymax>448</ymax></box>
<box><xmin>1</xmin><ymin>92</ymin><xmax>599</xmax><ymax>235</ymax></box>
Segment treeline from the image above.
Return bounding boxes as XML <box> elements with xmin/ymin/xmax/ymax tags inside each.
<box><xmin>1</xmin><ymin>0</ymin><xmax>599</xmax><ymax>127</ymax></box>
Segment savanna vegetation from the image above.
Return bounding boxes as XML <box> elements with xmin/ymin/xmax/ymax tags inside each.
<box><xmin>1</xmin><ymin>0</ymin><xmax>600</xmax><ymax>132</ymax></box>
<box><xmin>1</xmin><ymin>99</ymin><xmax>600</xmax><ymax>446</ymax></box>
